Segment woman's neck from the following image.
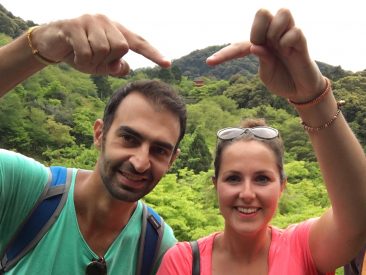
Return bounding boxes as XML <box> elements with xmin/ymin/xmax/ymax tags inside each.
<box><xmin>220</xmin><ymin>226</ymin><xmax>271</xmax><ymax>261</ymax></box>
<box><xmin>212</xmin><ymin>226</ymin><xmax>272</xmax><ymax>275</ymax></box>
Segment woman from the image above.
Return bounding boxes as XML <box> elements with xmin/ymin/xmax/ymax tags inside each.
<box><xmin>157</xmin><ymin>8</ymin><xmax>366</xmax><ymax>275</ymax></box>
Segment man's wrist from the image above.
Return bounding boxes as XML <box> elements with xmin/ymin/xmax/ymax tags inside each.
<box><xmin>26</xmin><ymin>26</ymin><xmax>61</xmax><ymax>66</ymax></box>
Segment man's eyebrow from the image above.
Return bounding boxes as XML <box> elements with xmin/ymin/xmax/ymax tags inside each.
<box><xmin>117</xmin><ymin>126</ymin><xmax>142</xmax><ymax>139</ymax></box>
<box><xmin>117</xmin><ymin>126</ymin><xmax>175</xmax><ymax>151</ymax></box>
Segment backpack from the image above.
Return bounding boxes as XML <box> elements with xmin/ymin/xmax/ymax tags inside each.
<box><xmin>0</xmin><ymin>166</ymin><xmax>164</xmax><ymax>275</ymax></box>
<box><xmin>189</xmin><ymin>241</ymin><xmax>200</xmax><ymax>275</ymax></box>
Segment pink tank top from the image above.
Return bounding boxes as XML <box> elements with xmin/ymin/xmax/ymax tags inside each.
<box><xmin>157</xmin><ymin>219</ymin><xmax>335</xmax><ymax>275</ymax></box>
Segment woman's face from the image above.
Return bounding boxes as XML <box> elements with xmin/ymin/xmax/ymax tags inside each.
<box><xmin>214</xmin><ymin>140</ymin><xmax>284</xmax><ymax>235</ymax></box>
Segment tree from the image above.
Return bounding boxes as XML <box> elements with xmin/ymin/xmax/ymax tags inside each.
<box><xmin>0</xmin><ymin>92</ymin><xmax>29</xmax><ymax>151</ymax></box>
<box><xmin>71</xmin><ymin>107</ymin><xmax>98</xmax><ymax>146</ymax></box>
<box><xmin>0</xmin><ymin>33</ymin><xmax>11</xmax><ymax>46</ymax></box>
<box><xmin>170</xmin><ymin>130</ymin><xmax>212</xmax><ymax>174</ymax></box>
<box><xmin>91</xmin><ymin>75</ymin><xmax>113</xmax><ymax>100</ymax></box>
<box><xmin>171</xmin><ymin>65</ymin><xmax>182</xmax><ymax>83</ymax></box>
<box><xmin>186</xmin><ymin>131</ymin><xmax>212</xmax><ymax>173</ymax></box>
<box><xmin>145</xmin><ymin>170</ymin><xmax>223</xmax><ymax>241</ymax></box>
<box><xmin>187</xmin><ymin>97</ymin><xmax>239</xmax><ymax>148</ymax></box>
<box><xmin>158</xmin><ymin>68</ymin><xmax>175</xmax><ymax>83</ymax></box>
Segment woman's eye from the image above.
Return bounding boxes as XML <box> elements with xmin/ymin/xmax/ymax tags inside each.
<box><xmin>225</xmin><ymin>175</ymin><xmax>241</xmax><ymax>184</ymax></box>
<box><xmin>255</xmin><ymin>175</ymin><xmax>270</xmax><ymax>184</ymax></box>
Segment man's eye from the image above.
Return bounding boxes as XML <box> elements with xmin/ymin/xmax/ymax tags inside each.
<box><xmin>121</xmin><ymin>134</ymin><xmax>138</xmax><ymax>145</ymax></box>
<box><xmin>152</xmin><ymin>146</ymin><xmax>169</xmax><ymax>157</ymax></box>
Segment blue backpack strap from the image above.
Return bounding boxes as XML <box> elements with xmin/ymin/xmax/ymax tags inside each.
<box><xmin>136</xmin><ymin>202</ymin><xmax>165</xmax><ymax>275</ymax></box>
<box><xmin>0</xmin><ymin>166</ymin><xmax>72</xmax><ymax>273</ymax></box>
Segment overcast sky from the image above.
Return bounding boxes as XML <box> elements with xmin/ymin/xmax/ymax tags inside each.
<box><xmin>1</xmin><ymin>0</ymin><xmax>365</xmax><ymax>72</ymax></box>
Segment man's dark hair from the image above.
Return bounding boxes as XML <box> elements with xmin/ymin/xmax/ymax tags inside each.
<box><xmin>103</xmin><ymin>79</ymin><xmax>187</xmax><ymax>150</ymax></box>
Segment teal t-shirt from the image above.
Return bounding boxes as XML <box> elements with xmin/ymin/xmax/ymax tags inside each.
<box><xmin>0</xmin><ymin>149</ymin><xmax>176</xmax><ymax>274</ymax></box>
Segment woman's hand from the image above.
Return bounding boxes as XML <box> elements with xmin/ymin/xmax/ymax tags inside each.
<box><xmin>206</xmin><ymin>8</ymin><xmax>326</xmax><ymax>103</ymax></box>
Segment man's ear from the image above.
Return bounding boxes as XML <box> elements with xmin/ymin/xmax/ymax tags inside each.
<box><xmin>93</xmin><ymin>119</ymin><xmax>104</xmax><ymax>150</ymax></box>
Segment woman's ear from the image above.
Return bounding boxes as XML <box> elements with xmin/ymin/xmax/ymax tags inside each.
<box><xmin>212</xmin><ymin>176</ymin><xmax>217</xmax><ymax>189</ymax></box>
<box><xmin>280</xmin><ymin>178</ymin><xmax>287</xmax><ymax>193</ymax></box>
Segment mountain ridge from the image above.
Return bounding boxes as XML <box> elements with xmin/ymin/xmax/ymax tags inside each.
<box><xmin>0</xmin><ymin>3</ymin><xmax>363</xmax><ymax>79</ymax></box>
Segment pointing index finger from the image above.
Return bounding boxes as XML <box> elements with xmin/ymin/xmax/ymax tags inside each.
<box><xmin>206</xmin><ymin>41</ymin><xmax>252</xmax><ymax>66</ymax></box>
<box><xmin>117</xmin><ymin>24</ymin><xmax>171</xmax><ymax>68</ymax></box>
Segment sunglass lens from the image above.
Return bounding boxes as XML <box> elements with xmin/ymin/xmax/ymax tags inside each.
<box><xmin>86</xmin><ymin>260</ymin><xmax>107</xmax><ymax>275</ymax></box>
<box><xmin>217</xmin><ymin>128</ymin><xmax>244</xmax><ymax>140</ymax></box>
<box><xmin>251</xmin><ymin>127</ymin><xmax>278</xmax><ymax>139</ymax></box>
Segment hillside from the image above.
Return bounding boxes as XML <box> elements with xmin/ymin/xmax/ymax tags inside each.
<box><xmin>1</xmin><ymin>3</ymin><xmax>360</xmax><ymax>80</ymax></box>
<box><xmin>171</xmin><ymin>45</ymin><xmax>355</xmax><ymax>81</ymax></box>
<box><xmin>0</xmin><ymin>4</ymin><xmax>36</xmax><ymax>38</ymax></box>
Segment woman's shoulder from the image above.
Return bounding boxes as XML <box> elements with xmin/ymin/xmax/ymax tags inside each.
<box><xmin>170</xmin><ymin>232</ymin><xmax>220</xmax><ymax>253</ymax></box>
<box><xmin>270</xmin><ymin>218</ymin><xmax>319</xmax><ymax>238</ymax></box>
<box><xmin>268</xmin><ymin>218</ymin><xmax>326</xmax><ymax>274</ymax></box>
<box><xmin>157</xmin><ymin>233</ymin><xmax>220</xmax><ymax>275</ymax></box>
<box><xmin>162</xmin><ymin>232</ymin><xmax>220</xmax><ymax>261</ymax></box>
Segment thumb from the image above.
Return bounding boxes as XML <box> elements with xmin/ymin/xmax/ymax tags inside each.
<box><xmin>250</xmin><ymin>44</ymin><xmax>274</xmax><ymax>64</ymax></box>
<box><xmin>250</xmin><ymin>44</ymin><xmax>277</xmax><ymax>84</ymax></box>
<box><xmin>108</xmin><ymin>59</ymin><xmax>130</xmax><ymax>77</ymax></box>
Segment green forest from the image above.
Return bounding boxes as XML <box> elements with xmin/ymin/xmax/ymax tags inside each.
<box><xmin>1</xmin><ymin>5</ymin><xmax>365</xmax><ymax>273</ymax></box>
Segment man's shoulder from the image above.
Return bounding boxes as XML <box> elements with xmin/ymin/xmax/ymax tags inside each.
<box><xmin>0</xmin><ymin>149</ymin><xmax>47</xmax><ymax>173</ymax></box>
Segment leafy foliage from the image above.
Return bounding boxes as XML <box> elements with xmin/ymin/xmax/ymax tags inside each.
<box><xmin>0</xmin><ymin>4</ymin><xmax>36</xmax><ymax>38</ymax></box>
<box><xmin>0</xmin><ymin>32</ymin><xmax>11</xmax><ymax>46</ymax></box>
<box><xmin>1</xmin><ymin>6</ymin><xmax>365</xmax><ymax>261</ymax></box>
<box><xmin>171</xmin><ymin>129</ymin><xmax>212</xmax><ymax>174</ymax></box>
<box><xmin>91</xmin><ymin>75</ymin><xmax>113</xmax><ymax>100</ymax></box>
<box><xmin>144</xmin><ymin>170</ymin><xmax>224</xmax><ymax>241</ymax></box>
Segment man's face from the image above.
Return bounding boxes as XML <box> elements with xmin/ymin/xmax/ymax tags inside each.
<box><xmin>94</xmin><ymin>92</ymin><xmax>180</xmax><ymax>202</ymax></box>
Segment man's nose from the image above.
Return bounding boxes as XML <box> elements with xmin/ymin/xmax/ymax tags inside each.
<box><xmin>129</xmin><ymin>145</ymin><xmax>151</xmax><ymax>173</ymax></box>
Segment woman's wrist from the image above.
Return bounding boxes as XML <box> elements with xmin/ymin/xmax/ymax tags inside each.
<box><xmin>288</xmin><ymin>77</ymin><xmax>331</xmax><ymax>107</ymax></box>
<box><xmin>294</xmin><ymin>86</ymin><xmax>343</xmax><ymax>133</ymax></box>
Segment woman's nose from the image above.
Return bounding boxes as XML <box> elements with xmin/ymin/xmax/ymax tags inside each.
<box><xmin>238</xmin><ymin>182</ymin><xmax>256</xmax><ymax>202</ymax></box>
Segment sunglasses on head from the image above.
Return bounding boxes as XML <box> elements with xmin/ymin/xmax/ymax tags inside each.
<box><xmin>86</xmin><ymin>257</ymin><xmax>107</xmax><ymax>275</ymax></box>
<box><xmin>217</xmin><ymin>126</ymin><xmax>279</xmax><ymax>141</ymax></box>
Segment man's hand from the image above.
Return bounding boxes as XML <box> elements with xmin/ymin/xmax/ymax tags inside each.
<box><xmin>31</xmin><ymin>14</ymin><xmax>171</xmax><ymax>76</ymax></box>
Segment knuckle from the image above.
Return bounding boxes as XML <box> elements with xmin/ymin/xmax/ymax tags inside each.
<box><xmin>79</xmin><ymin>14</ymin><xmax>94</xmax><ymax>23</ymax></box>
<box><xmin>114</xmin><ymin>41</ymin><xmax>129</xmax><ymax>56</ymax></box>
<box><xmin>96</xmin><ymin>43</ymin><xmax>111</xmax><ymax>56</ymax></box>
<box><xmin>94</xmin><ymin>13</ymin><xmax>109</xmax><ymax>22</ymax></box>
<box><xmin>75</xmin><ymin>50</ymin><xmax>93</xmax><ymax>64</ymax></box>
<box><xmin>130</xmin><ymin>35</ymin><xmax>148</xmax><ymax>51</ymax></box>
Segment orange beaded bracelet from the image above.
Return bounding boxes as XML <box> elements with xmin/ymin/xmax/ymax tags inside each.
<box><xmin>301</xmin><ymin>100</ymin><xmax>346</xmax><ymax>132</ymax></box>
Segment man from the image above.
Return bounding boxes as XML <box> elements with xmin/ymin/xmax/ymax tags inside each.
<box><xmin>0</xmin><ymin>14</ymin><xmax>186</xmax><ymax>274</ymax></box>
